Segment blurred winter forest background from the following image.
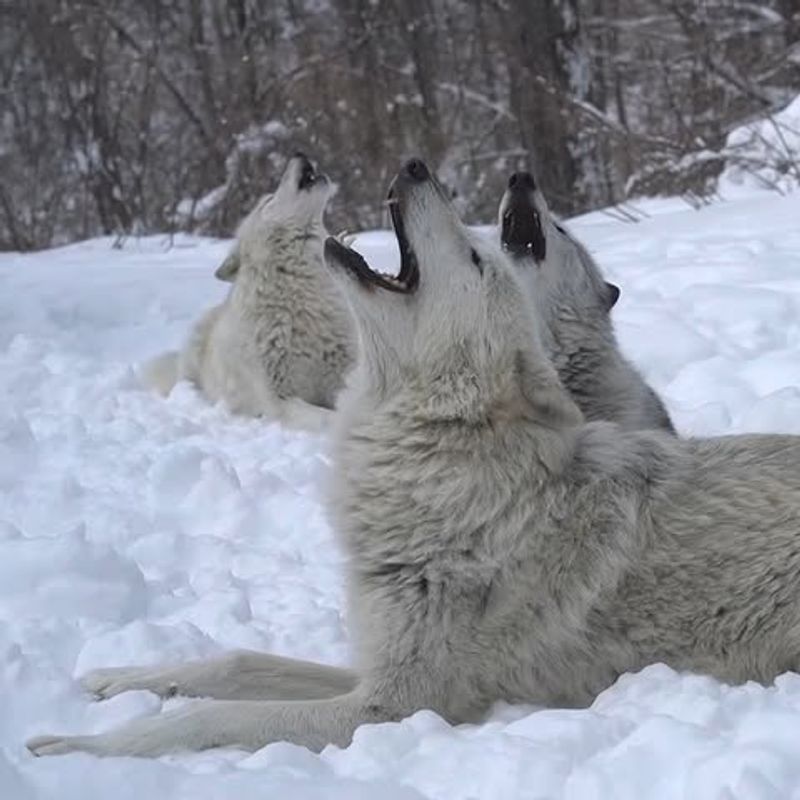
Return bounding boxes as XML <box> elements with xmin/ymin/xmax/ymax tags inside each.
<box><xmin>1</xmin><ymin>0</ymin><xmax>799</xmax><ymax>251</ymax></box>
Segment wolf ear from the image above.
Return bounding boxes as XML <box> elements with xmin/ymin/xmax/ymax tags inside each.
<box><xmin>515</xmin><ymin>350</ymin><xmax>583</xmax><ymax>429</ymax></box>
<box><xmin>214</xmin><ymin>251</ymin><xmax>240</xmax><ymax>282</ymax></box>
<box><xmin>604</xmin><ymin>282</ymin><xmax>620</xmax><ymax>311</ymax></box>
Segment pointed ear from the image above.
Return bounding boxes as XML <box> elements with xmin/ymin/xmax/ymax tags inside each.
<box><xmin>516</xmin><ymin>350</ymin><xmax>583</xmax><ymax>430</ymax></box>
<box><xmin>604</xmin><ymin>282</ymin><xmax>620</xmax><ymax>311</ymax></box>
<box><xmin>214</xmin><ymin>250</ymin><xmax>240</xmax><ymax>282</ymax></box>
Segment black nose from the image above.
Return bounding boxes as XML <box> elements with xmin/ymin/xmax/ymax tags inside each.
<box><xmin>293</xmin><ymin>150</ymin><xmax>308</xmax><ymax>160</ymax></box>
<box><xmin>402</xmin><ymin>158</ymin><xmax>430</xmax><ymax>182</ymax></box>
<box><xmin>508</xmin><ymin>171</ymin><xmax>536</xmax><ymax>191</ymax></box>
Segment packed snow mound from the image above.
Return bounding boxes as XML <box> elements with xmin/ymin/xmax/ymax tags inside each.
<box><xmin>720</xmin><ymin>93</ymin><xmax>800</xmax><ymax>194</ymax></box>
<box><xmin>2</xmin><ymin>189</ymin><xmax>800</xmax><ymax>798</ymax></box>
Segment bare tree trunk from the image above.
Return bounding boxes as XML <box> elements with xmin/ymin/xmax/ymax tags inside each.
<box><xmin>25</xmin><ymin>3</ymin><xmax>133</xmax><ymax>234</ymax></box>
<box><xmin>1</xmin><ymin>0</ymin><xmax>796</xmax><ymax>250</ymax></box>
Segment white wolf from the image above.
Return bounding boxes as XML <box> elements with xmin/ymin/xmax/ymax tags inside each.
<box><xmin>141</xmin><ymin>153</ymin><xmax>355</xmax><ymax>431</ymax></box>
<box><xmin>499</xmin><ymin>171</ymin><xmax>674</xmax><ymax>432</ymax></box>
<box><xmin>27</xmin><ymin>158</ymin><xmax>800</xmax><ymax>758</ymax></box>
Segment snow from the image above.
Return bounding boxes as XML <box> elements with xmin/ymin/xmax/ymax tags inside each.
<box><xmin>719</xmin><ymin>94</ymin><xmax>800</xmax><ymax>195</ymax></box>
<box><xmin>2</xmin><ymin>187</ymin><xmax>800</xmax><ymax>798</ymax></box>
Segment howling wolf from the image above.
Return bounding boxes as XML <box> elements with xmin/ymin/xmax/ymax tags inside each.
<box><xmin>27</xmin><ymin>159</ymin><xmax>800</xmax><ymax>758</ymax></box>
<box><xmin>140</xmin><ymin>153</ymin><xmax>355</xmax><ymax>431</ymax></box>
<box><xmin>499</xmin><ymin>171</ymin><xmax>674</xmax><ymax>432</ymax></box>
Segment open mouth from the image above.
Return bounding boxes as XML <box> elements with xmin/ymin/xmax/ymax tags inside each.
<box><xmin>384</xmin><ymin>181</ymin><xmax>420</xmax><ymax>292</ymax></box>
<box><xmin>501</xmin><ymin>201</ymin><xmax>546</xmax><ymax>262</ymax></box>
<box><xmin>324</xmin><ymin>184</ymin><xmax>419</xmax><ymax>294</ymax></box>
<box><xmin>296</xmin><ymin>154</ymin><xmax>327</xmax><ymax>191</ymax></box>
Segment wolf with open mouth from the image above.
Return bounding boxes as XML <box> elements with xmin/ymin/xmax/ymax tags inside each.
<box><xmin>28</xmin><ymin>159</ymin><xmax>800</xmax><ymax>759</ymax></box>
<box><xmin>139</xmin><ymin>153</ymin><xmax>355</xmax><ymax>431</ymax></box>
<box><xmin>499</xmin><ymin>171</ymin><xmax>674</xmax><ymax>433</ymax></box>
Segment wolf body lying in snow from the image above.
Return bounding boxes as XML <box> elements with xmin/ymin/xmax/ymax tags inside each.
<box><xmin>141</xmin><ymin>153</ymin><xmax>355</xmax><ymax>431</ymax></box>
<box><xmin>28</xmin><ymin>159</ymin><xmax>800</xmax><ymax>758</ymax></box>
<box><xmin>499</xmin><ymin>171</ymin><xmax>674</xmax><ymax>433</ymax></box>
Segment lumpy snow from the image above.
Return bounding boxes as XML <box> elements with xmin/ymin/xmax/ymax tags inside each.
<box><xmin>2</xmin><ymin>189</ymin><xmax>800</xmax><ymax>798</ymax></box>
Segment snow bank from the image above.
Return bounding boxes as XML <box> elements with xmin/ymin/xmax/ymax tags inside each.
<box><xmin>719</xmin><ymin>94</ymin><xmax>800</xmax><ymax>194</ymax></box>
<box><xmin>2</xmin><ymin>187</ymin><xmax>800</xmax><ymax>797</ymax></box>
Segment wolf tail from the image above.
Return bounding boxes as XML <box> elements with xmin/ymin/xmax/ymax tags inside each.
<box><xmin>139</xmin><ymin>351</ymin><xmax>180</xmax><ymax>396</ymax></box>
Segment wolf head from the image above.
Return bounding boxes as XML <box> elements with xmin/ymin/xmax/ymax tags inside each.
<box><xmin>498</xmin><ymin>172</ymin><xmax>620</xmax><ymax>320</ymax></box>
<box><xmin>325</xmin><ymin>159</ymin><xmax>578</xmax><ymax>426</ymax></box>
<box><xmin>215</xmin><ymin>153</ymin><xmax>332</xmax><ymax>281</ymax></box>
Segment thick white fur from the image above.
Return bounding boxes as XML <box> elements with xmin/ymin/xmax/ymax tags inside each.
<box><xmin>140</xmin><ymin>157</ymin><xmax>355</xmax><ymax>431</ymax></box>
<box><xmin>498</xmin><ymin>181</ymin><xmax>674</xmax><ymax>432</ymax></box>
<box><xmin>27</xmin><ymin>166</ymin><xmax>800</xmax><ymax>759</ymax></box>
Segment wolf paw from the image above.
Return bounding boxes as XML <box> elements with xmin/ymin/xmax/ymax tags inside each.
<box><xmin>27</xmin><ymin>734</ymin><xmax>87</xmax><ymax>757</ymax></box>
<box><xmin>81</xmin><ymin>667</ymin><xmax>176</xmax><ymax>701</ymax></box>
<box><xmin>26</xmin><ymin>729</ymin><xmax>149</xmax><ymax>758</ymax></box>
<box><xmin>27</xmin><ymin>700</ymin><xmax>239</xmax><ymax>757</ymax></box>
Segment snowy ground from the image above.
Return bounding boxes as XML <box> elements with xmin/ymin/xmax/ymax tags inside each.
<box><xmin>3</xmin><ymin>187</ymin><xmax>800</xmax><ymax>799</ymax></box>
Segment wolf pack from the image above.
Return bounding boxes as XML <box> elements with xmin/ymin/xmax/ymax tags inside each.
<box><xmin>27</xmin><ymin>155</ymin><xmax>800</xmax><ymax>758</ymax></box>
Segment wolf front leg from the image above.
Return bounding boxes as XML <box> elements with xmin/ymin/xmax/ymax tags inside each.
<box><xmin>82</xmin><ymin>650</ymin><xmax>358</xmax><ymax>701</ymax></box>
<box><xmin>27</xmin><ymin>691</ymin><xmax>388</xmax><ymax>758</ymax></box>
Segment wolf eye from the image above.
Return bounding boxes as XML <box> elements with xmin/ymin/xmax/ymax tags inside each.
<box><xmin>470</xmin><ymin>249</ymin><xmax>483</xmax><ymax>274</ymax></box>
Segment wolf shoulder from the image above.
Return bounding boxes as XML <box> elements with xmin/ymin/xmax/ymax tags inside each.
<box><xmin>566</xmin><ymin>423</ymin><xmax>800</xmax><ymax>542</ymax></box>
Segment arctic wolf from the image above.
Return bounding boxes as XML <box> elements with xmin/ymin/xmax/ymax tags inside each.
<box><xmin>499</xmin><ymin>171</ymin><xmax>674</xmax><ymax>432</ymax></box>
<box><xmin>141</xmin><ymin>153</ymin><xmax>355</xmax><ymax>431</ymax></box>
<box><xmin>28</xmin><ymin>159</ymin><xmax>800</xmax><ymax>758</ymax></box>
